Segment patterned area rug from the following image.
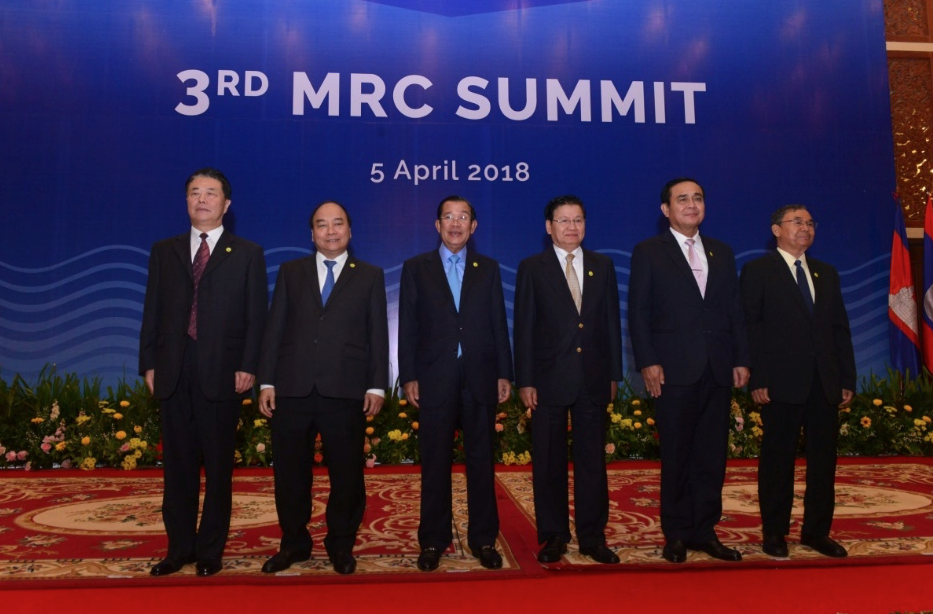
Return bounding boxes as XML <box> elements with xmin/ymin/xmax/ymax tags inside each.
<box><xmin>0</xmin><ymin>468</ymin><xmax>541</xmax><ymax>587</ymax></box>
<box><xmin>498</xmin><ymin>459</ymin><xmax>933</xmax><ymax>568</ymax></box>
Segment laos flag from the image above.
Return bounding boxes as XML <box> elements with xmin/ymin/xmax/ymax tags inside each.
<box><xmin>922</xmin><ymin>196</ymin><xmax>933</xmax><ymax>373</ymax></box>
<box><xmin>890</xmin><ymin>197</ymin><xmax>920</xmax><ymax>375</ymax></box>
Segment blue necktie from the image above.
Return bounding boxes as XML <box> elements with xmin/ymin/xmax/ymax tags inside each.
<box><xmin>447</xmin><ymin>254</ymin><xmax>461</xmax><ymax>310</ymax></box>
<box><xmin>795</xmin><ymin>260</ymin><xmax>813</xmax><ymax>314</ymax></box>
<box><xmin>322</xmin><ymin>260</ymin><xmax>337</xmax><ymax>305</ymax></box>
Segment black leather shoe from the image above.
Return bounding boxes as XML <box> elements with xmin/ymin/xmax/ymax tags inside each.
<box><xmin>330</xmin><ymin>550</ymin><xmax>356</xmax><ymax>575</ymax></box>
<box><xmin>800</xmin><ymin>535</ymin><xmax>847</xmax><ymax>558</ymax></box>
<box><xmin>417</xmin><ymin>547</ymin><xmax>441</xmax><ymax>571</ymax></box>
<box><xmin>149</xmin><ymin>556</ymin><xmax>194</xmax><ymax>577</ymax></box>
<box><xmin>686</xmin><ymin>538</ymin><xmax>742</xmax><ymax>561</ymax></box>
<box><xmin>196</xmin><ymin>560</ymin><xmax>222</xmax><ymax>577</ymax></box>
<box><xmin>662</xmin><ymin>540</ymin><xmax>687</xmax><ymax>563</ymax></box>
<box><xmin>762</xmin><ymin>534</ymin><xmax>789</xmax><ymax>558</ymax></box>
<box><xmin>261</xmin><ymin>550</ymin><xmax>311</xmax><ymax>573</ymax></box>
<box><xmin>474</xmin><ymin>545</ymin><xmax>503</xmax><ymax>569</ymax></box>
<box><xmin>537</xmin><ymin>537</ymin><xmax>567</xmax><ymax>563</ymax></box>
<box><xmin>579</xmin><ymin>544</ymin><xmax>620</xmax><ymax>564</ymax></box>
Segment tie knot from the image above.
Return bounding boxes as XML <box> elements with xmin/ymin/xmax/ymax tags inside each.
<box><xmin>449</xmin><ymin>254</ymin><xmax>460</xmax><ymax>264</ymax></box>
<box><xmin>685</xmin><ymin>238</ymin><xmax>695</xmax><ymax>248</ymax></box>
<box><xmin>324</xmin><ymin>260</ymin><xmax>337</xmax><ymax>270</ymax></box>
<box><xmin>566</xmin><ymin>253</ymin><xmax>575</xmax><ymax>263</ymax></box>
<box><xmin>795</xmin><ymin>259</ymin><xmax>802</xmax><ymax>268</ymax></box>
<box><xmin>199</xmin><ymin>233</ymin><xmax>208</xmax><ymax>240</ymax></box>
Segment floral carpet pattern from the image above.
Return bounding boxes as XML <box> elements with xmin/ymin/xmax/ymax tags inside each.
<box><xmin>495</xmin><ymin>460</ymin><xmax>933</xmax><ymax>568</ymax></box>
<box><xmin>0</xmin><ymin>470</ymin><xmax>533</xmax><ymax>587</ymax></box>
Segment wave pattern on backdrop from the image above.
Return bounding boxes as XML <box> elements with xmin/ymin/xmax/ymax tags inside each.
<box><xmin>0</xmin><ymin>1</ymin><xmax>895</xmax><ymax>386</ymax></box>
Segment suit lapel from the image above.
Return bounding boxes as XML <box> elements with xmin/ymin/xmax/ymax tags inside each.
<box><xmin>327</xmin><ymin>255</ymin><xmax>356</xmax><ymax>306</ymax></box>
<box><xmin>542</xmin><ymin>249</ymin><xmax>579</xmax><ymax>313</ymax></box>
<box><xmin>460</xmin><ymin>252</ymin><xmax>481</xmax><ymax>307</ymax></box>
<box><xmin>769</xmin><ymin>251</ymin><xmax>811</xmax><ymax>318</ymax></box>
<box><xmin>201</xmin><ymin>232</ymin><xmax>234</xmax><ymax>279</ymax></box>
<box><xmin>429</xmin><ymin>250</ymin><xmax>459</xmax><ymax>313</ymax></box>
<box><xmin>301</xmin><ymin>257</ymin><xmax>323</xmax><ymax>309</ymax></box>
<box><xmin>661</xmin><ymin>232</ymin><xmax>701</xmax><ymax>298</ymax></box>
<box><xmin>172</xmin><ymin>234</ymin><xmax>194</xmax><ymax>281</ymax></box>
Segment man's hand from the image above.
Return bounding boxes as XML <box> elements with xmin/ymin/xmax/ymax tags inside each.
<box><xmin>144</xmin><ymin>369</ymin><xmax>155</xmax><ymax>395</ymax></box>
<box><xmin>751</xmin><ymin>388</ymin><xmax>770</xmax><ymax>405</ymax></box>
<box><xmin>733</xmin><ymin>366</ymin><xmax>750</xmax><ymax>389</ymax></box>
<box><xmin>259</xmin><ymin>387</ymin><xmax>276</xmax><ymax>418</ymax></box>
<box><xmin>519</xmin><ymin>386</ymin><xmax>537</xmax><ymax>411</ymax></box>
<box><xmin>363</xmin><ymin>392</ymin><xmax>384</xmax><ymax>417</ymax></box>
<box><xmin>641</xmin><ymin>365</ymin><xmax>664</xmax><ymax>398</ymax></box>
<box><xmin>497</xmin><ymin>379</ymin><xmax>511</xmax><ymax>404</ymax></box>
<box><xmin>403</xmin><ymin>380</ymin><xmax>420</xmax><ymax>409</ymax></box>
<box><xmin>839</xmin><ymin>389</ymin><xmax>854</xmax><ymax>409</ymax></box>
<box><xmin>235</xmin><ymin>371</ymin><xmax>255</xmax><ymax>394</ymax></box>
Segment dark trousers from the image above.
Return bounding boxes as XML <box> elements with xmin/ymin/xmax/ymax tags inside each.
<box><xmin>758</xmin><ymin>368</ymin><xmax>838</xmax><ymax>538</ymax></box>
<box><xmin>271</xmin><ymin>390</ymin><xmax>365</xmax><ymax>556</ymax></box>
<box><xmin>532</xmin><ymin>385</ymin><xmax>609</xmax><ymax>549</ymax></box>
<box><xmin>159</xmin><ymin>337</ymin><xmax>239</xmax><ymax>563</ymax></box>
<box><xmin>418</xmin><ymin>359</ymin><xmax>499</xmax><ymax>552</ymax></box>
<box><xmin>655</xmin><ymin>365</ymin><xmax>731</xmax><ymax>543</ymax></box>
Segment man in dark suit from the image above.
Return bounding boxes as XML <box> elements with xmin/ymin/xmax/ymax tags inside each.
<box><xmin>628</xmin><ymin>177</ymin><xmax>749</xmax><ymax>564</ymax></box>
<box><xmin>741</xmin><ymin>205</ymin><xmax>855</xmax><ymax>559</ymax></box>
<box><xmin>139</xmin><ymin>167</ymin><xmax>268</xmax><ymax>577</ymax></box>
<box><xmin>258</xmin><ymin>201</ymin><xmax>388</xmax><ymax>575</ymax></box>
<box><xmin>514</xmin><ymin>195</ymin><xmax>623</xmax><ymax>565</ymax></box>
<box><xmin>398</xmin><ymin>195</ymin><xmax>513</xmax><ymax>572</ymax></box>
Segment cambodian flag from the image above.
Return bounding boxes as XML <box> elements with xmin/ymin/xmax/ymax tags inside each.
<box><xmin>922</xmin><ymin>195</ymin><xmax>933</xmax><ymax>373</ymax></box>
<box><xmin>890</xmin><ymin>195</ymin><xmax>920</xmax><ymax>375</ymax></box>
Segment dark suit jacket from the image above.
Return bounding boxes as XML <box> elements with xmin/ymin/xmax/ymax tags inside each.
<box><xmin>628</xmin><ymin>232</ymin><xmax>749</xmax><ymax>387</ymax></box>
<box><xmin>513</xmin><ymin>248</ymin><xmax>623</xmax><ymax>406</ymax></box>
<box><xmin>139</xmin><ymin>231</ymin><xmax>268</xmax><ymax>401</ymax></box>
<box><xmin>258</xmin><ymin>255</ymin><xmax>389</xmax><ymax>400</ymax></box>
<box><xmin>741</xmin><ymin>251</ymin><xmax>856</xmax><ymax>404</ymax></box>
<box><xmin>398</xmin><ymin>249</ymin><xmax>513</xmax><ymax>406</ymax></box>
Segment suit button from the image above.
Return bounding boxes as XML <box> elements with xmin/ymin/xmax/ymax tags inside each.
<box><xmin>576</xmin><ymin>347</ymin><xmax>582</xmax><ymax>353</ymax></box>
<box><xmin>313</xmin><ymin>339</ymin><xmax>318</xmax><ymax>344</ymax></box>
<box><xmin>578</xmin><ymin>323</ymin><xmax>584</xmax><ymax>329</ymax></box>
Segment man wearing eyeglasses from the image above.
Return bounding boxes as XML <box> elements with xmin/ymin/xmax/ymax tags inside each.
<box><xmin>629</xmin><ymin>178</ymin><xmax>749</xmax><ymax>564</ymax></box>
<box><xmin>398</xmin><ymin>195</ymin><xmax>513</xmax><ymax>572</ymax></box>
<box><xmin>740</xmin><ymin>205</ymin><xmax>855</xmax><ymax>559</ymax></box>
<box><xmin>514</xmin><ymin>195</ymin><xmax>623</xmax><ymax>565</ymax></box>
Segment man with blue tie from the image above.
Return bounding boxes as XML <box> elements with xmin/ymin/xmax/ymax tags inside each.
<box><xmin>257</xmin><ymin>201</ymin><xmax>389</xmax><ymax>575</ymax></box>
<box><xmin>629</xmin><ymin>178</ymin><xmax>749</xmax><ymax>564</ymax></box>
<box><xmin>398</xmin><ymin>195</ymin><xmax>513</xmax><ymax>572</ymax></box>
<box><xmin>741</xmin><ymin>205</ymin><xmax>855</xmax><ymax>559</ymax></box>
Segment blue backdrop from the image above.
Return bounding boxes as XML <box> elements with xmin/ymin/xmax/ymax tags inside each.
<box><xmin>0</xmin><ymin>0</ymin><xmax>895</xmax><ymax>387</ymax></box>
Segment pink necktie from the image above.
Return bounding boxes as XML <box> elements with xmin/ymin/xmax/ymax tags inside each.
<box><xmin>685</xmin><ymin>238</ymin><xmax>706</xmax><ymax>298</ymax></box>
<box><xmin>187</xmin><ymin>233</ymin><xmax>209</xmax><ymax>339</ymax></box>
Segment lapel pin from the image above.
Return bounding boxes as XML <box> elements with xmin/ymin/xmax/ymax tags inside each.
<box><xmin>813</xmin><ymin>271</ymin><xmax>819</xmax><ymax>278</ymax></box>
<box><xmin>588</xmin><ymin>271</ymin><xmax>593</xmax><ymax>276</ymax></box>
<box><xmin>225</xmin><ymin>247</ymin><xmax>232</xmax><ymax>253</ymax></box>
<box><xmin>349</xmin><ymin>262</ymin><xmax>356</xmax><ymax>268</ymax></box>
<box><xmin>472</xmin><ymin>261</ymin><xmax>478</xmax><ymax>267</ymax></box>
<box><xmin>708</xmin><ymin>251</ymin><xmax>713</xmax><ymax>257</ymax></box>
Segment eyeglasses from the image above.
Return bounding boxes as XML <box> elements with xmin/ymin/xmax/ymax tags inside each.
<box><xmin>439</xmin><ymin>214</ymin><xmax>472</xmax><ymax>223</ymax></box>
<box><xmin>552</xmin><ymin>218</ymin><xmax>585</xmax><ymax>227</ymax></box>
<box><xmin>779</xmin><ymin>218</ymin><xmax>818</xmax><ymax>230</ymax></box>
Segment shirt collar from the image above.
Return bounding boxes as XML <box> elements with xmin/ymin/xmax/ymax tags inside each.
<box><xmin>316</xmin><ymin>250</ymin><xmax>349</xmax><ymax>266</ymax></box>
<box><xmin>439</xmin><ymin>244</ymin><xmax>467</xmax><ymax>263</ymax></box>
<box><xmin>776</xmin><ymin>247</ymin><xmax>807</xmax><ymax>267</ymax></box>
<box><xmin>191</xmin><ymin>225</ymin><xmax>224</xmax><ymax>242</ymax></box>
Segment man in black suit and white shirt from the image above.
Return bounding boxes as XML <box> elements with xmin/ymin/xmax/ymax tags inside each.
<box><xmin>398</xmin><ymin>195</ymin><xmax>513</xmax><ymax>572</ymax></box>
<box><xmin>139</xmin><ymin>167</ymin><xmax>268</xmax><ymax>577</ymax></box>
<box><xmin>258</xmin><ymin>201</ymin><xmax>389</xmax><ymax>575</ymax></box>
<box><xmin>514</xmin><ymin>194</ymin><xmax>623</xmax><ymax>565</ymax></box>
<box><xmin>741</xmin><ymin>205</ymin><xmax>855</xmax><ymax>559</ymax></box>
<box><xmin>628</xmin><ymin>178</ymin><xmax>749</xmax><ymax>564</ymax></box>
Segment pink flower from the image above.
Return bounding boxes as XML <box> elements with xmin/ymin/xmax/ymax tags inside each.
<box><xmin>6</xmin><ymin>452</ymin><xmax>16</xmax><ymax>462</ymax></box>
<box><xmin>495</xmin><ymin>423</ymin><xmax>504</xmax><ymax>432</ymax></box>
<box><xmin>605</xmin><ymin>443</ymin><xmax>616</xmax><ymax>454</ymax></box>
<box><xmin>256</xmin><ymin>443</ymin><xmax>266</xmax><ymax>453</ymax></box>
<box><xmin>61</xmin><ymin>459</ymin><xmax>72</xmax><ymax>469</ymax></box>
<box><xmin>0</xmin><ymin>445</ymin><xmax>6</xmax><ymax>455</ymax></box>
<box><xmin>119</xmin><ymin>443</ymin><xmax>131</xmax><ymax>453</ymax></box>
<box><xmin>365</xmin><ymin>457</ymin><xmax>376</xmax><ymax>469</ymax></box>
<box><xmin>24</xmin><ymin>462</ymin><xmax>32</xmax><ymax>471</ymax></box>
<box><xmin>41</xmin><ymin>443</ymin><xmax>52</xmax><ymax>453</ymax></box>
<box><xmin>16</xmin><ymin>450</ymin><xmax>28</xmax><ymax>461</ymax></box>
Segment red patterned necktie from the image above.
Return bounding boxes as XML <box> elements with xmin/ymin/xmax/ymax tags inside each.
<box><xmin>187</xmin><ymin>233</ymin><xmax>209</xmax><ymax>340</ymax></box>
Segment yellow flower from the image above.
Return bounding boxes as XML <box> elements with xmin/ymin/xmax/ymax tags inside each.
<box><xmin>121</xmin><ymin>455</ymin><xmax>137</xmax><ymax>471</ymax></box>
<box><xmin>31</xmin><ymin>417</ymin><xmax>44</xmax><ymax>424</ymax></box>
<box><xmin>81</xmin><ymin>436</ymin><xmax>91</xmax><ymax>446</ymax></box>
<box><xmin>752</xmin><ymin>426</ymin><xmax>763</xmax><ymax>437</ymax></box>
<box><xmin>129</xmin><ymin>438</ymin><xmax>142</xmax><ymax>449</ymax></box>
<box><xmin>647</xmin><ymin>417</ymin><xmax>656</xmax><ymax>426</ymax></box>
<box><xmin>860</xmin><ymin>417</ymin><xmax>871</xmax><ymax>428</ymax></box>
<box><xmin>610</xmin><ymin>413</ymin><xmax>622</xmax><ymax>424</ymax></box>
<box><xmin>133</xmin><ymin>449</ymin><xmax>142</xmax><ymax>458</ymax></box>
<box><xmin>412</xmin><ymin>421</ymin><xmax>419</xmax><ymax>431</ymax></box>
<box><xmin>119</xmin><ymin>400</ymin><xmax>130</xmax><ymax>408</ymax></box>
<box><xmin>242</xmin><ymin>398</ymin><xmax>253</xmax><ymax>406</ymax></box>
<box><xmin>633</xmin><ymin>410</ymin><xmax>642</xmax><ymax>416</ymax></box>
<box><xmin>398</xmin><ymin>399</ymin><xmax>408</xmax><ymax>407</ymax></box>
<box><xmin>872</xmin><ymin>399</ymin><xmax>882</xmax><ymax>406</ymax></box>
<box><xmin>366</xmin><ymin>415</ymin><xmax>374</xmax><ymax>422</ymax></box>
<box><xmin>884</xmin><ymin>406</ymin><xmax>896</xmax><ymax>414</ymax></box>
<box><xmin>134</xmin><ymin>425</ymin><xmax>142</xmax><ymax>434</ymax></box>
<box><xmin>115</xmin><ymin>431</ymin><xmax>127</xmax><ymax>440</ymax></box>
<box><xmin>841</xmin><ymin>407</ymin><xmax>851</xmax><ymax>413</ymax></box>
<box><xmin>76</xmin><ymin>415</ymin><xmax>91</xmax><ymax>425</ymax></box>
<box><xmin>399</xmin><ymin>412</ymin><xmax>408</xmax><ymax>419</ymax></box>
<box><xmin>101</xmin><ymin>408</ymin><xmax>115</xmax><ymax>414</ymax></box>
<box><xmin>365</xmin><ymin>427</ymin><xmax>375</xmax><ymax>435</ymax></box>
<box><xmin>139</xmin><ymin>441</ymin><xmax>148</xmax><ymax>450</ymax></box>
<box><xmin>81</xmin><ymin>457</ymin><xmax>97</xmax><ymax>470</ymax></box>
<box><xmin>923</xmin><ymin>416</ymin><xmax>932</xmax><ymax>424</ymax></box>
<box><xmin>632</xmin><ymin>399</ymin><xmax>641</xmax><ymax>406</ymax></box>
<box><xmin>401</xmin><ymin>433</ymin><xmax>409</xmax><ymax>440</ymax></box>
<box><xmin>904</xmin><ymin>405</ymin><xmax>913</xmax><ymax>412</ymax></box>
<box><xmin>634</xmin><ymin>422</ymin><xmax>642</xmax><ymax>429</ymax></box>
<box><xmin>55</xmin><ymin>442</ymin><xmax>66</xmax><ymax>452</ymax></box>
<box><xmin>113</xmin><ymin>413</ymin><xmax>123</xmax><ymax>420</ymax></box>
